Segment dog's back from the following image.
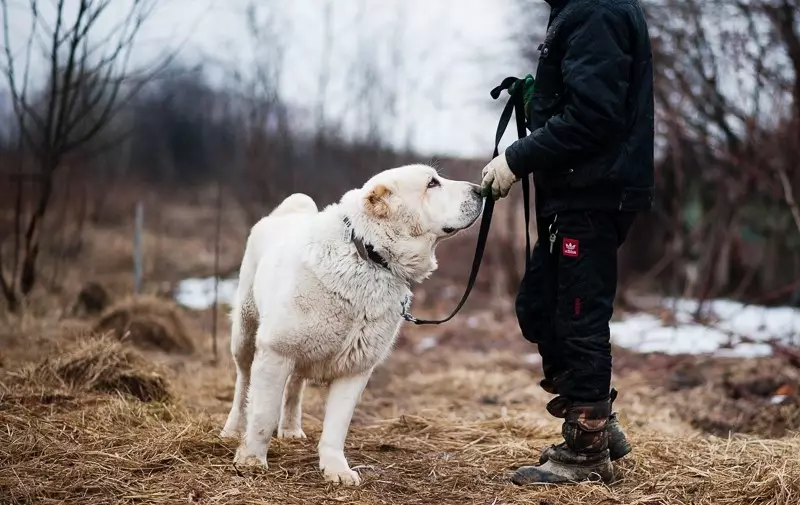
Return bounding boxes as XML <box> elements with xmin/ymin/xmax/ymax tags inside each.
<box><xmin>236</xmin><ymin>193</ymin><xmax>318</xmax><ymax>319</ymax></box>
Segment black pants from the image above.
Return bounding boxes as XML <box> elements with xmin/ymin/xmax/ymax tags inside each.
<box><xmin>515</xmin><ymin>210</ymin><xmax>636</xmax><ymax>403</ymax></box>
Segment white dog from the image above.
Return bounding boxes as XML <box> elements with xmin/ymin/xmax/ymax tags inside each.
<box><xmin>220</xmin><ymin>164</ymin><xmax>483</xmax><ymax>485</ymax></box>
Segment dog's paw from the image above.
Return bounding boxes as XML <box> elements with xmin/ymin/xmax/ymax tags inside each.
<box><xmin>319</xmin><ymin>450</ymin><xmax>360</xmax><ymax>486</ymax></box>
<box><xmin>234</xmin><ymin>446</ymin><xmax>268</xmax><ymax>469</ymax></box>
<box><xmin>277</xmin><ymin>427</ymin><xmax>307</xmax><ymax>439</ymax></box>
<box><xmin>322</xmin><ymin>467</ymin><xmax>361</xmax><ymax>486</ymax></box>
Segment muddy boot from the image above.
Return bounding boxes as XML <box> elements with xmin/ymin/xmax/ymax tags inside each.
<box><xmin>606</xmin><ymin>388</ymin><xmax>632</xmax><ymax>459</ymax></box>
<box><xmin>540</xmin><ymin>389</ymin><xmax>631</xmax><ymax>463</ymax></box>
<box><xmin>511</xmin><ymin>400</ymin><xmax>614</xmax><ymax>485</ymax></box>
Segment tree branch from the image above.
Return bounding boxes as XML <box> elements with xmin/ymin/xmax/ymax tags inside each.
<box><xmin>776</xmin><ymin>165</ymin><xmax>800</xmax><ymax>235</ymax></box>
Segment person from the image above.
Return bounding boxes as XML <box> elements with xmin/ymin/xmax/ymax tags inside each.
<box><xmin>480</xmin><ymin>0</ymin><xmax>654</xmax><ymax>485</ymax></box>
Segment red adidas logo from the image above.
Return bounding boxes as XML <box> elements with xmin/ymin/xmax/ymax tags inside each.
<box><xmin>562</xmin><ymin>238</ymin><xmax>579</xmax><ymax>257</ymax></box>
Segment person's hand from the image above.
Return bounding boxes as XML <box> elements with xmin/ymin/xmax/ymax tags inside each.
<box><xmin>481</xmin><ymin>153</ymin><xmax>518</xmax><ymax>199</ymax></box>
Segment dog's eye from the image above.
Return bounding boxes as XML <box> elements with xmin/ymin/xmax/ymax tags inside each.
<box><xmin>427</xmin><ymin>178</ymin><xmax>440</xmax><ymax>189</ymax></box>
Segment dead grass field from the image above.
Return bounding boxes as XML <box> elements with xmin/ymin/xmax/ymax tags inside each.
<box><xmin>2</xmin><ymin>313</ymin><xmax>800</xmax><ymax>505</ymax></box>
<box><xmin>2</xmin><ymin>192</ymin><xmax>800</xmax><ymax>504</ymax></box>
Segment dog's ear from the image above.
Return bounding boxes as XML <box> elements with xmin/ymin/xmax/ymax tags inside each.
<box><xmin>364</xmin><ymin>184</ymin><xmax>392</xmax><ymax>218</ymax></box>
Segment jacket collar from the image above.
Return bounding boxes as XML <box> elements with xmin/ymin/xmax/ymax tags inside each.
<box><xmin>544</xmin><ymin>0</ymin><xmax>568</xmax><ymax>6</ymax></box>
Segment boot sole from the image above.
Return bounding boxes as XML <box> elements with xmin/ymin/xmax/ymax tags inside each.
<box><xmin>511</xmin><ymin>462</ymin><xmax>614</xmax><ymax>486</ymax></box>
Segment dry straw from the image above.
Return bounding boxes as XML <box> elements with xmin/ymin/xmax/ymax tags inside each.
<box><xmin>2</xmin><ymin>387</ymin><xmax>800</xmax><ymax>503</ymax></box>
<box><xmin>2</xmin><ymin>335</ymin><xmax>800</xmax><ymax>504</ymax></box>
<box><xmin>20</xmin><ymin>333</ymin><xmax>170</xmax><ymax>402</ymax></box>
<box><xmin>93</xmin><ymin>295</ymin><xmax>196</xmax><ymax>355</ymax></box>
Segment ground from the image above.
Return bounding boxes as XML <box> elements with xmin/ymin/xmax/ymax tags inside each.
<box><xmin>1</xmin><ymin>193</ymin><xmax>800</xmax><ymax>504</ymax></box>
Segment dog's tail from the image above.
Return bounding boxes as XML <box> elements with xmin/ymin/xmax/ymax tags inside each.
<box><xmin>268</xmin><ymin>193</ymin><xmax>318</xmax><ymax>217</ymax></box>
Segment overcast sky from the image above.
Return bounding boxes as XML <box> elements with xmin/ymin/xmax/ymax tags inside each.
<box><xmin>2</xmin><ymin>0</ymin><xmax>546</xmax><ymax>159</ymax></box>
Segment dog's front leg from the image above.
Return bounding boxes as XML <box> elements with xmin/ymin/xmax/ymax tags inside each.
<box><xmin>318</xmin><ymin>370</ymin><xmax>372</xmax><ymax>486</ymax></box>
<box><xmin>234</xmin><ymin>346</ymin><xmax>293</xmax><ymax>469</ymax></box>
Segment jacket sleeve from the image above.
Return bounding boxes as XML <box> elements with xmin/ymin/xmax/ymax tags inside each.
<box><xmin>505</xmin><ymin>7</ymin><xmax>633</xmax><ymax>178</ymax></box>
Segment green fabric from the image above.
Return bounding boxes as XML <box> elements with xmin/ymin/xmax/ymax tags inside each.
<box><xmin>508</xmin><ymin>74</ymin><xmax>535</xmax><ymax>122</ymax></box>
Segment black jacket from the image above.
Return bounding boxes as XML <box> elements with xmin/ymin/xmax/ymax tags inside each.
<box><xmin>505</xmin><ymin>0</ymin><xmax>654</xmax><ymax>216</ymax></box>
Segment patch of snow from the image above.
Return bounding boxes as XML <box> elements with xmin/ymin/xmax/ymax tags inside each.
<box><xmin>523</xmin><ymin>353</ymin><xmax>542</xmax><ymax>365</ymax></box>
<box><xmin>771</xmin><ymin>395</ymin><xmax>788</xmax><ymax>405</ymax></box>
<box><xmin>414</xmin><ymin>336</ymin><xmax>439</xmax><ymax>354</ymax></box>
<box><xmin>174</xmin><ymin>276</ymin><xmax>238</xmax><ymax>310</ymax></box>
<box><xmin>611</xmin><ymin>298</ymin><xmax>800</xmax><ymax>358</ymax></box>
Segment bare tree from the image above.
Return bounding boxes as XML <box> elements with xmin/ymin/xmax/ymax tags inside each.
<box><xmin>228</xmin><ymin>0</ymin><xmax>290</xmax><ymax>224</ymax></box>
<box><xmin>0</xmin><ymin>0</ymin><xmax>167</xmax><ymax>311</ymax></box>
<box><xmin>647</xmin><ymin>0</ymin><xmax>799</xmax><ymax>301</ymax></box>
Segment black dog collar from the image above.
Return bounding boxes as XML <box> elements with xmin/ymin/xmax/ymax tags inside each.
<box><xmin>342</xmin><ymin>217</ymin><xmax>390</xmax><ymax>270</ymax></box>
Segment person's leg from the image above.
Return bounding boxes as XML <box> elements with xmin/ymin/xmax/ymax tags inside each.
<box><xmin>515</xmin><ymin>214</ymin><xmax>565</xmax><ymax>392</ymax></box>
<box><xmin>512</xmin><ymin>210</ymin><xmax>635</xmax><ymax>485</ymax></box>
<box><xmin>539</xmin><ymin>211</ymin><xmax>635</xmax><ymax>464</ymax></box>
<box><xmin>556</xmin><ymin>210</ymin><xmax>636</xmax><ymax>398</ymax></box>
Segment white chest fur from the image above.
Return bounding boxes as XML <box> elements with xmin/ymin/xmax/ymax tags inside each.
<box><xmin>251</xmin><ymin>211</ymin><xmax>410</xmax><ymax>382</ymax></box>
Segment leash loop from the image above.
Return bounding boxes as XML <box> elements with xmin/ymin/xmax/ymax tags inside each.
<box><xmin>405</xmin><ymin>77</ymin><xmax>530</xmax><ymax>325</ymax></box>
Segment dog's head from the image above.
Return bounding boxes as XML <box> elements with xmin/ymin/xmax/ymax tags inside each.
<box><xmin>342</xmin><ymin>164</ymin><xmax>484</xmax><ymax>282</ymax></box>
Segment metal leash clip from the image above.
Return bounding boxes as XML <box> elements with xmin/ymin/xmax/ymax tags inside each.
<box><xmin>400</xmin><ymin>296</ymin><xmax>416</xmax><ymax>323</ymax></box>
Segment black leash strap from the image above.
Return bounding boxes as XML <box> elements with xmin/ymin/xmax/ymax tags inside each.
<box><xmin>491</xmin><ymin>77</ymin><xmax>532</xmax><ymax>265</ymax></box>
<box><xmin>402</xmin><ymin>194</ymin><xmax>494</xmax><ymax>325</ymax></box>
<box><xmin>403</xmin><ymin>76</ymin><xmax>529</xmax><ymax>325</ymax></box>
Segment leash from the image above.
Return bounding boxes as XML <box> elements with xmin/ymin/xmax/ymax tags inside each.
<box><xmin>402</xmin><ymin>76</ymin><xmax>530</xmax><ymax>325</ymax></box>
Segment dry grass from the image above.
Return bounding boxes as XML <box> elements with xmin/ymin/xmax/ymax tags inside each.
<box><xmin>10</xmin><ymin>334</ymin><xmax>170</xmax><ymax>402</ymax></box>
<box><xmin>613</xmin><ymin>352</ymin><xmax>800</xmax><ymax>438</ymax></box>
<box><xmin>2</xmin><ymin>331</ymin><xmax>800</xmax><ymax>505</ymax></box>
<box><xmin>1</xmin><ymin>391</ymin><xmax>799</xmax><ymax>505</ymax></box>
<box><xmin>93</xmin><ymin>296</ymin><xmax>196</xmax><ymax>355</ymax></box>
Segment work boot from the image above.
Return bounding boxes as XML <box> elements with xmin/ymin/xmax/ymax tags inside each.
<box><xmin>540</xmin><ymin>389</ymin><xmax>631</xmax><ymax>463</ymax></box>
<box><xmin>511</xmin><ymin>400</ymin><xmax>614</xmax><ymax>485</ymax></box>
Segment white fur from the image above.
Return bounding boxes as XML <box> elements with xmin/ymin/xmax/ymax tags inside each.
<box><xmin>220</xmin><ymin>164</ymin><xmax>483</xmax><ymax>486</ymax></box>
